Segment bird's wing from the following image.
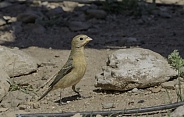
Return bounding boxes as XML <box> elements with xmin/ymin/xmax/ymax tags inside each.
<box><xmin>49</xmin><ymin>56</ymin><xmax>73</xmax><ymax>87</ymax></box>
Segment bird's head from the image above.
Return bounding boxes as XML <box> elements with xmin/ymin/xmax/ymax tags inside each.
<box><xmin>72</xmin><ymin>34</ymin><xmax>92</xmax><ymax>48</ymax></box>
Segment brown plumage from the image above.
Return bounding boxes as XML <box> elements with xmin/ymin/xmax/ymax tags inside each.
<box><xmin>38</xmin><ymin>34</ymin><xmax>92</xmax><ymax>101</ymax></box>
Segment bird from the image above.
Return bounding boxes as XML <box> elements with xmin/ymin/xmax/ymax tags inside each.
<box><xmin>38</xmin><ymin>34</ymin><xmax>92</xmax><ymax>101</ymax></box>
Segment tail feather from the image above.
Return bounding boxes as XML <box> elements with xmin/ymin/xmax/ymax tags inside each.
<box><xmin>38</xmin><ymin>87</ymin><xmax>53</xmax><ymax>101</ymax></box>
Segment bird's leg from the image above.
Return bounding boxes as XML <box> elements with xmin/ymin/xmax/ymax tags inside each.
<box><xmin>59</xmin><ymin>90</ymin><xmax>62</xmax><ymax>105</ymax></box>
<box><xmin>72</xmin><ymin>85</ymin><xmax>91</xmax><ymax>99</ymax></box>
<box><xmin>72</xmin><ymin>84</ymin><xmax>80</xmax><ymax>96</ymax></box>
<box><xmin>59</xmin><ymin>89</ymin><xmax>66</xmax><ymax>105</ymax></box>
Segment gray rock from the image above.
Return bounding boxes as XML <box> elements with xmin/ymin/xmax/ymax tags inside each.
<box><xmin>17</xmin><ymin>13</ymin><xmax>39</xmax><ymax>23</ymax></box>
<box><xmin>68</xmin><ymin>21</ymin><xmax>91</xmax><ymax>31</ymax></box>
<box><xmin>159</xmin><ymin>11</ymin><xmax>172</xmax><ymax>18</ymax></box>
<box><xmin>0</xmin><ymin>46</ymin><xmax>39</xmax><ymax>77</ymax></box>
<box><xmin>86</xmin><ymin>9</ymin><xmax>107</xmax><ymax>19</ymax></box>
<box><xmin>12</xmin><ymin>22</ymin><xmax>22</xmax><ymax>34</ymax></box>
<box><xmin>171</xmin><ymin>106</ymin><xmax>184</xmax><ymax>117</ymax></box>
<box><xmin>0</xmin><ymin>17</ymin><xmax>6</xmax><ymax>26</ymax></box>
<box><xmin>95</xmin><ymin>48</ymin><xmax>177</xmax><ymax>91</ymax></box>
<box><xmin>0</xmin><ymin>70</ymin><xmax>10</xmax><ymax>101</ymax></box>
<box><xmin>161</xmin><ymin>81</ymin><xmax>175</xmax><ymax>89</ymax></box>
<box><xmin>0</xmin><ymin>1</ymin><xmax>12</xmax><ymax>8</ymax></box>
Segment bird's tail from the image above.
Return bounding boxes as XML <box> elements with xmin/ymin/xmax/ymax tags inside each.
<box><xmin>37</xmin><ymin>87</ymin><xmax>53</xmax><ymax>101</ymax></box>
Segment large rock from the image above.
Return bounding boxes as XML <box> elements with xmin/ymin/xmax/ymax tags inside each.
<box><xmin>17</xmin><ymin>10</ymin><xmax>43</xmax><ymax>23</ymax></box>
<box><xmin>95</xmin><ymin>48</ymin><xmax>177</xmax><ymax>91</ymax></box>
<box><xmin>0</xmin><ymin>70</ymin><xmax>10</xmax><ymax>101</ymax></box>
<box><xmin>171</xmin><ymin>106</ymin><xmax>184</xmax><ymax>117</ymax></box>
<box><xmin>17</xmin><ymin>13</ymin><xmax>38</xmax><ymax>23</ymax></box>
<box><xmin>0</xmin><ymin>46</ymin><xmax>39</xmax><ymax>77</ymax></box>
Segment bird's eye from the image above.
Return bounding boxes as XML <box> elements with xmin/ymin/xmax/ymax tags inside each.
<box><xmin>80</xmin><ymin>38</ymin><xmax>83</xmax><ymax>40</ymax></box>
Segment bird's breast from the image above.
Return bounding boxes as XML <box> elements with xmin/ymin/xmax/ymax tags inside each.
<box><xmin>73</xmin><ymin>56</ymin><xmax>87</xmax><ymax>76</ymax></box>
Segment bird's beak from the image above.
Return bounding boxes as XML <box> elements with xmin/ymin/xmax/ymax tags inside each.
<box><xmin>86</xmin><ymin>37</ymin><xmax>92</xmax><ymax>42</ymax></box>
<box><xmin>80</xmin><ymin>37</ymin><xmax>92</xmax><ymax>47</ymax></box>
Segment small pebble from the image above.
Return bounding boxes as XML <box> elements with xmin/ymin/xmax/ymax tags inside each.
<box><xmin>102</xmin><ymin>103</ymin><xmax>115</xmax><ymax>109</ymax></box>
<box><xmin>96</xmin><ymin>114</ymin><xmax>103</xmax><ymax>117</ymax></box>
<box><xmin>138</xmin><ymin>100</ymin><xmax>145</xmax><ymax>103</ymax></box>
<box><xmin>72</xmin><ymin>113</ymin><xmax>82</xmax><ymax>117</ymax></box>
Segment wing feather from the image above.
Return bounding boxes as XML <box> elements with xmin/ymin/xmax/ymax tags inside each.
<box><xmin>49</xmin><ymin>56</ymin><xmax>73</xmax><ymax>87</ymax></box>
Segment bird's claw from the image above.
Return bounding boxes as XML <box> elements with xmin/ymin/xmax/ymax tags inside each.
<box><xmin>75</xmin><ymin>87</ymin><xmax>81</xmax><ymax>93</ymax></box>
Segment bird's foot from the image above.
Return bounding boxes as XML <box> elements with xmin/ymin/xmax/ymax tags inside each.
<box><xmin>76</xmin><ymin>87</ymin><xmax>81</xmax><ymax>93</ymax></box>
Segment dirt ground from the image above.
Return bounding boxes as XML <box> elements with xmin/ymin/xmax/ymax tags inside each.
<box><xmin>0</xmin><ymin>1</ymin><xmax>184</xmax><ymax>117</ymax></box>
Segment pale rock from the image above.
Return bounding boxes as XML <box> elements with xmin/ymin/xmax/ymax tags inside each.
<box><xmin>0</xmin><ymin>17</ymin><xmax>6</xmax><ymax>26</ymax></box>
<box><xmin>62</xmin><ymin>1</ymin><xmax>79</xmax><ymax>12</ymax></box>
<box><xmin>171</xmin><ymin>106</ymin><xmax>184</xmax><ymax>117</ymax></box>
<box><xmin>0</xmin><ymin>46</ymin><xmax>39</xmax><ymax>77</ymax></box>
<box><xmin>95</xmin><ymin>48</ymin><xmax>177</xmax><ymax>91</ymax></box>
<box><xmin>72</xmin><ymin>113</ymin><xmax>82</xmax><ymax>117</ymax></box>
<box><xmin>41</xmin><ymin>1</ymin><xmax>48</xmax><ymax>6</ymax></box>
<box><xmin>131</xmin><ymin>88</ymin><xmax>139</xmax><ymax>93</ymax></box>
<box><xmin>0</xmin><ymin>70</ymin><xmax>11</xmax><ymax>101</ymax></box>
<box><xmin>63</xmin><ymin>1</ymin><xmax>78</xmax><ymax>8</ymax></box>
<box><xmin>0</xmin><ymin>31</ymin><xmax>15</xmax><ymax>42</ymax></box>
<box><xmin>180</xmin><ymin>67</ymin><xmax>184</xmax><ymax>76</ymax></box>
<box><xmin>18</xmin><ymin>104</ymin><xmax>27</xmax><ymax>110</ymax></box>
<box><xmin>150</xmin><ymin>86</ymin><xmax>162</xmax><ymax>93</ymax></box>
<box><xmin>102</xmin><ymin>102</ymin><xmax>115</xmax><ymax>109</ymax></box>
<box><xmin>96</xmin><ymin>114</ymin><xmax>103</xmax><ymax>117</ymax></box>
<box><xmin>32</xmin><ymin>102</ymin><xmax>40</xmax><ymax>109</ymax></box>
<box><xmin>161</xmin><ymin>81</ymin><xmax>175</xmax><ymax>89</ymax></box>
<box><xmin>3</xmin><ymin>16</ymin><xmax>16</xmax><ymax>23</ymax></box>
